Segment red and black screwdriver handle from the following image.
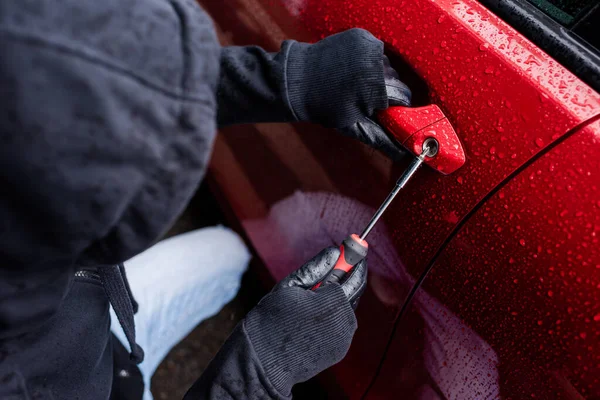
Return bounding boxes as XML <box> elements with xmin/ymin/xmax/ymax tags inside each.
<box><xmin>313</xmin><ymin>234</ymin><xmax>369</xmax><ymax>290</ymax></box>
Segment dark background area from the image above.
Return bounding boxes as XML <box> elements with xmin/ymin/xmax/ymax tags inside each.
<box><xmin>150</xmin><ymin>183</ymin><xmax>328</xmax><ymax>399</ymax></box>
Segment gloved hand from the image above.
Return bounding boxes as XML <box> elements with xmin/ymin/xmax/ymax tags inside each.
<box><xmin>243</xmin><ymin>247</ymin><xmax>367</xmax><ymax>396</ymax></box>
<box><xmin>339</xmin><ymin>54</ymin><xmax>412</xmax><ymax>161</ymax></box>
<box><xmin>285</xmin><ymin>28</ymin><xmax>412</xmax><ymax>160</ymax></box>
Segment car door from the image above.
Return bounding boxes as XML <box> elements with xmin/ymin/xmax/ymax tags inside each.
<box><xmin>367</xmin><ymin>117</ymin><xmax>600</xmax><ymax>399</ymax></box>
<box><xmin>199</xmin><ymin>0</ymin><xmax>600</xmax><ymax>397</ymax></box>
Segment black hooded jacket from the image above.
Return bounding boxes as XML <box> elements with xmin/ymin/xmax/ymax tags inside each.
<box><xmin>0</xmin><ymin>0</ymin><xmax>388</xmax><ymax>398</ymax></box>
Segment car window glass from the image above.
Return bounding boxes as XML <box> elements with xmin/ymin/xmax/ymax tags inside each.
<box><xmin>525</xmin><ymin>0</ymin><xmax>597</xmax><ymax>25</ymax></box>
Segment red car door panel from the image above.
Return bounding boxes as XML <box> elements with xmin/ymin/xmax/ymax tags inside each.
<box><xmin>199</xmin><ymin>0</ymin><xmax>600</xmax><ymax>397</ymax></box>
<box><xmin>298</xmin><ymin>0</ymin><xmax>600</xmax><ymax>282</ymax></box>
<box><xmin>367</xmin><ymin>118</ymin><xmax>600</xmax><ymax>399</ymax></box>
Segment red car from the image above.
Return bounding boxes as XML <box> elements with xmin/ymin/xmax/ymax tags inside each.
<box><xmin>200</xmin><ymin>0</ymin><xmax>600</xmax><ymax>398</ymax></box>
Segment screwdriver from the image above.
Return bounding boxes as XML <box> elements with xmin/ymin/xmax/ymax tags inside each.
<box><xmin>313</xmin><ymin>138</ymin><xmax>439</xmax><ymax>289</ymax></box>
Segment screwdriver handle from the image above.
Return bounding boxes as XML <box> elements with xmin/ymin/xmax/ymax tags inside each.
<box><xmin>313</xmin><ymin>234</ymin><xmax>368</xmax><ymax>290</ymax></box>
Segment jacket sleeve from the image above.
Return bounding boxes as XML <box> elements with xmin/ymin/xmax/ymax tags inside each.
<box><xmin>184</xmin><ymin>323</ymin><xmax>290</xmax><ymax>400</ymax></box>
<box><xmin>216</xmin><ymin>28</ymin><xmax>387</xmax><ymax>128</ymax></box>
<box><xmin>184</xmin><ymin>284</ymin><xmax>356</xmax><ymax>399</ymax></box>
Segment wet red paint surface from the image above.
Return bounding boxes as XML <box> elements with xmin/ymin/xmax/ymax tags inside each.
<box><xmin>369</xmin><ymin>119</ymin><xmax>600</xmax><ymax>399</ymax></box>
<box><xmin>379</xmin><ymin>105</ymin><xmax>466</xmax><ymax>174</ymax></box>
<box><xmin>200</xmin><ymin>0</ymin><xmax>600</xmax><ymax>397</ymax></box>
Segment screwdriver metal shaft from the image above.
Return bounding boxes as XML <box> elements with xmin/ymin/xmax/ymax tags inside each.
<box><xmin>313</xmin><ymin>139</ymin><xmax>438</xmax><ymax>290</ymax></box>
<box><xmin>359</xmin><ymin>143</ymin><xmax>433</xmax><ymax>240</ymax></box>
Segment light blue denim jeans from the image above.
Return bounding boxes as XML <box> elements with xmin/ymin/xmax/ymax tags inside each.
<box><xmin>110</xmin><ymin>226</ymin><xmax>251</xmax><ymax>400</ymax></box>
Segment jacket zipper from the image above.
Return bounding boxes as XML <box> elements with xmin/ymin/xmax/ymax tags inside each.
<box><xmin>74</xmin><ymin>270</ymin><xmax>101</xmax><ymax>282</ymax></box>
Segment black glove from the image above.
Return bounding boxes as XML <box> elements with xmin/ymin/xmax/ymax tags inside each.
<box><xmin>284</xmin><ymin>28</ymin><xmax>411</xmax><ymax>160</ymax></box>
<box><xmin>243</xmin><ymin>247</ymin><xmax>367</xmax><ymax>396</ymax></box>
<box><xmin>275</xmin><ymin>247</ymin><xmax>367</xmax><ymax>309</ymax></box>
<box><xmin>339</xmin><ymin>54</ymin><xmax>412</xmax><ymax>161</ymax></box>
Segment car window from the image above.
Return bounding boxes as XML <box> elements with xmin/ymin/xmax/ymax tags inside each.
<box><xmin>573</xmin><ymin>4</ymin><xmax>600</xmax><ymax>50</ymax></box>
<box><xmin>477</xmin><ymin>0</ymin><xmax>600</xmax><ymax>93</ymax></box>
<box><xmin>526</xmin><ymin>0</ymin><xmax>596</xmax><ymax>26</ymax></box>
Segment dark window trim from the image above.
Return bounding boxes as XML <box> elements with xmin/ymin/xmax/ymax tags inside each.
<box><xmin>478</xmin><ymin>0</ymin><xmax>600</xmax><ymax>93</ymax></box>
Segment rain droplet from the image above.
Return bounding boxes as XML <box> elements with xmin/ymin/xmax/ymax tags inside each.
<box><xmin>440</xmin><ymin>40</ymin><xmax>447</xmax><ymax>48</ymax></box>
<box><xmin>535</xmin><ymin>138</ymin><xmax>544</xmax><ymax>148</ymax></box>
<box><xmin>405</xmin><ymin>24</ymin><xmax>413</xmax><ymax>31</ymax></box>
<box><xmin>473</xmin><ymin>91</ymin><xmax>479</xmax><ymax>97</ymax></box>
<box><xmin>485</xmin><ymin>66</ymin><xmax>494</xmax><ymax>74</ymax></box>
<box><xmin>547</xmin><ymin>290</ymin><xmax>554</xmax><ymax>297</ymax></box>
<box><xmin>457</xmin><ymin>176</ymin><xmax>464</xmax><ymax>184</ymax></box>
<box><xmin>519</xmin><ymin>239</ymin><xmax>526</xmax><ymax>246</ymax></box>
<box><xmin>537</xmin><ymin>320</ymin><xmax>543</xmax><ymax>326</ymax></box>
<box><xmin>593</xmin><ymin>313</ymin><xmax>600</xmax><ymax>322</ymax></box>
<box><xmin>479</xmin><ymin>43</ymin><xmax>489</xmax><ymax>51</ymax></box>
<box><xmin>489</xmin><ymin>146</ymin><xmax>496</xmax><ymax>155</ymax></box>
<box><xmin>438</xmin><ymin>15</ymin><xmax>446</xmax><ymax>23</ymax></box>
<box><xmin>459</xmin><ymin>75</ymin><xmax>467</xmax><ymax>82</ymax></box>
<box><xmin>579</xmin><ymin>332</ymin><xmax>587</xmax><ymax>339</ymax></box>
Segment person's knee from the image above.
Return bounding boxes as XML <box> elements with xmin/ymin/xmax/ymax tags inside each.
<box><xmin>182</xmin><ymin>226</ymin><xmax>251</xmax><ymax>273</ymax></box>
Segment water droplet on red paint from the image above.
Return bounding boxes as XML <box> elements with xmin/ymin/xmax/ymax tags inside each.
<box><xmin>499</xmin><ymin>192</ymin><xmax>505</xmax><ymax>199</ymax></box>
<box><xmin>433</xmin><ymin>47</ymin><xmax>440</xmax><ymax>55</ymax></box>
<box><xmin>509</xmin><ymin>257</ymin><xmax>515</xmax><ymax>264</ymax></box>
<box><xmin>440</xmin><ymin>40</ymin><xmax>447</xmax><ymax>48</ymax></box>
<box><xmin>575</xmin><ymin>211</ymin><xmax>584</xmax><ymax>217</ymax></box>
<box><xmin>596</xmin><ymin>201</ymin><xmax>600</xmax><ymax>208</ymax></box>
<box><xmin>535</xmin><ymin>138</ymin><xmax>544</xmax><ymax>148</ymax></box>
<box><xmin>485</xmin><ymin>66</ymin><xmax>494</xmax><ymax>74</ymax></box>
<box><xmin>457</xmin><ymin>176</ymin><xmax>464</xmax><ymax>184</ymax></box>
<box><xmin>537</xmin><ymin>320</ymin><xmax>543</xmax><ymax>326</ymax></box>
<box><xmin>513</xmin><ymin>278</ymin><xmax>518</xmax><ymax>283</ymax></box>
<box><xmin>567</xmin><ymin>307</ymin><xmax>573</xmax><ymax>313</ymax></box>
<box><xmin>405</xmin><ymin>24</ymin><xmax>413</xmax><ymax>31</ymax></box>
<box><xmin>579</xmin><ymin>332</ymin><xmax>587</xmax><ymax>339</ymax></box>
<box><xmin>593</xmin><ymin>314</ymin><xmax>600</xmax><ymax>322</ymax></box>
<box><xmin>459</xmin><ymin>75</ymin><xmax>467</xmax><ymax>82</ymax></box>
<box><xmin>547</xmin><ymin>290</ymin><xmax>554</xmax><ymax>297</ymax></box>
<box><xmin>489</xmin><ymin>146</ymin><xmax>496</xmax><ymax>155</ymax></box>
<box><xmin>560</xmin><ymin>209</ymin><xmax>568</xmax><ymax>217</ymax></box>
<box><xmin>519</xmin><ymin>239</ymin><xmax>526</xmax><ymax>246</ymax></box>
<box><xmin>438</xmin><ymin>15</ymin><xmax>445</xmax><ymax>23</ymax></box>
<box><xmin>511</xmin><ymin>153</ymin><xmax>517</xmax><ymax>159</ymax></box>
<box><xmin>479</xmin><ymin>43</ymin><xmax>489</xmax><ymax>51</ymax></box>
<box><xmin>473</xmin><ymin>91</ymin><xmax>479</xmax><ymax>97</ymax></box>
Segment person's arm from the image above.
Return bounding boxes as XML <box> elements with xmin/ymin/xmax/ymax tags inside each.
<box><xmin>185</xmin><ymin>248</ymin><xmax>367</xmax><ymax>399</ymax></box>
<box><xmin>217</xmin><ymin>28</ymin><xmax>412</xmax><ymax>159</ymax></box>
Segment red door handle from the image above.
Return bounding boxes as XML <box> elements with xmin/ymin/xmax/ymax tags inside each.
<box><xmin>378</xmin><ymin>105</ymin><xmax>466</xmax><ymax>174</ymax></box>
